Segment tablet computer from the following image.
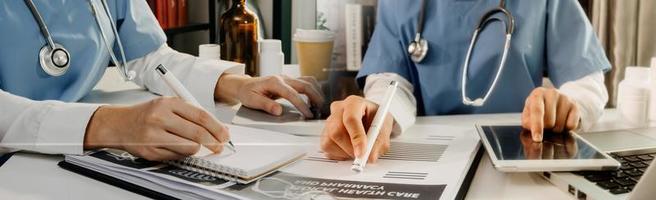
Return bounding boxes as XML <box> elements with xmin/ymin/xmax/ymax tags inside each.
<box><xmin>476</xmin><ymin>124</ymin><xmax>620</xmax><ymax>172</ymax></box>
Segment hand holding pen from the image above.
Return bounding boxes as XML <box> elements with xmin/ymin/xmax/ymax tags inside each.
<box><xmin>155</xmin><ymin>65</ymin><xmax>236</xmax><ymax>153</ymax></box>
<box><xmin>319</xmin><ymin>81</ymin><xmax>398</xmax><ymax>171</ymax></box>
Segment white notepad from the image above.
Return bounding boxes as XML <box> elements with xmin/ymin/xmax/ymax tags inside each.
<box><xmin>166</xmin><ymin>125</ymin><xmax>309</xmax><ymax>184</ymax></box>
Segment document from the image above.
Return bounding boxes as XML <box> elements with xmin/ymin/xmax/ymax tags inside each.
<box><xmin>63</xmin><ymin>125</ymin><xmax>316</xmax><ymax>200</ymax></box>
<box><xmin>264</xmin><ymin>124</ymin><xmax>482</xmax><ymax>200</ymax></box>
<box><xmin>62</xmin><ymin>124</ymin><xmax>480</xmax><ymax>200</ymax></box>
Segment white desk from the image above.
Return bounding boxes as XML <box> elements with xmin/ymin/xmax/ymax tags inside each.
<box><xmin>0</xmin><ymin>68</ymin><xmax>649</xmax><ymax>200</ymax></box>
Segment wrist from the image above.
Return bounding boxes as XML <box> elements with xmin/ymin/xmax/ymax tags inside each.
<box><xmin>215</xmin><ymin>73</ymin><xmax>251</xmax><ymax>103</ymax></box>
<box><xmin>84</xmin><ymin>105</ymin><xmax>125</xmax><ymax>150</ymax></box>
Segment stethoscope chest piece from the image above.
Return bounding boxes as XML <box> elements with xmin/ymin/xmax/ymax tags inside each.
<box><xmin>408</xmin><ymin>36</ymin><xmax>429</xmax><ymax>63</ymax></box>
<box><xmin>39</xmin><ymin>43</ymin><xmax>70</xmax><ymax>76</ymax></box>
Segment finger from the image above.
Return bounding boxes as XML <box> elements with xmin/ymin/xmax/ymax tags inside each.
<box><xmin>320</xmin><ymin>134</ymin><xmax>351</xmax><ymax>160</ymax></box>
<box><xmin>169</xmin><ymin>101</ymin><xmax>229</xmax><ymax>152</ymax></box>
<box><xmin>298</xmin><ymin>76</ymin><xmax>322</xmax><ymax>93</ymax></box>
<box><xmin>553</xmin><ymin>95</ymin><xmax>572</xmax><ymax>133</ymax></box>
<box><xmin>267</xmin><ymin>78</ymin><xmax>314</xmax><ymax>118</ymax></box>
<box><xmin>324</xmin><ymin>102</ymin><xmax>355</xmax><ymax>158</ymax></box>
<box><xmin>529</xmin><ymin>92</ymin><xmax>545</xmax><ymax>142</ymax></box>
<box><xmin>566</xmin><ymin>104</ymin><xmax>580</xmax><ymax>131</ymax></box>
<box><xmin>156</xmin><ymin>132</ymin><xmax>203</xmax><ymax>156</ymax></box>
<box><xmin>341</xmin><ymin>98</ymin><xmax>369</xmax><ymax>158</ymax></box>
<box><xmin>323</xmin><ymin>102</ymin><xmax>356</xmax><ymax>158</ymax></box>
<box><xmin>242</xmin><ymin>92</ymin><xmax>284</xmax><ymax>116</ymax></box>
<box><xmin>163</xmin><ymin>114</ymin><xmax>224</xmax><ymax>153</ymax></box>
<box><xmin>543</xmin><ymin>89</ymin><xmax>558</xmax><ymax>129</ymax></box>
<box><xmin>327</xmin><ymin>116</ymin><xmax>355</xmax><ymax>158</ymax></box>
<box><xmin>521</xmin><ymin>100</ymin><xmax>530</xmax><ymax>129</ymax></box>
<box><xmin>287</xmin><ymin>76</ymin><xmax>325</xmax><ymax>107</ymax></box>
<box><xmin>144</xmin><ymin>147</ymin><xmax>187</xmax><ymax>161</ymax></box>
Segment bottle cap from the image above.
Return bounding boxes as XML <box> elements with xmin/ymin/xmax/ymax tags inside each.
<box><xmin>260</xmin><ymin>39</ymin><xmax>282</xmax><ymax>52</ymax></box>
<box><xmin>198</xmin><ymin>44</ymin><xmax>221</xmax><ymax>60</ymax></box>
<box><xmin>625</xmin><ymin>66</ymin><xmax>650</xmax><ymax>83</ymax></box>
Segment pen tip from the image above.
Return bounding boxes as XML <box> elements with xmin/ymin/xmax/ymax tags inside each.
<box><xmin>228</xmin><ymin>141</ymin><xmax>237</xmax><ymax>152</ymax></box>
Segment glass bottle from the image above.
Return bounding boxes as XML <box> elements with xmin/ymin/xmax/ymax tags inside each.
<box><xmin>219</xmin><ymin>0</ymin><xmax>259</xmax><ymax>76</ymax></box>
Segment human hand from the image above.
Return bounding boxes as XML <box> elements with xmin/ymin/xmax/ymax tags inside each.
<box><xmin>215</xmin><ymin>74</ymin><xmax>324</xmax><ymax>118</ymax></box>
<box><xmin>320</xmin><ymin>95</ymin><xmax>394</xmax><ymax>163</ymax></box>
<box><xmin>521</xmin><ymin>87</ymin><xmax>580</xmax><ymax>142</ymax></box>
<box><xmin>84</xmin><ymin>97</ymin><xmax>229</xmax><ymax>161</ymax></box>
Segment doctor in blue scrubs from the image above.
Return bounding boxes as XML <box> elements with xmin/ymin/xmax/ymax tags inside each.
<box><xmin>321</xmin><ymin>0</ymin><xmax>611</xmax><ymax>162</ymax></box>
<box><xmin>0</xmin><ymin>0</ymin><xmax>323</xmax><ymax>161</ymax></box>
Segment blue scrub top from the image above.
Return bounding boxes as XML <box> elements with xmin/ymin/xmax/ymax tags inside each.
<box><xmin>0</xmin><ymin>0</ymin><xmax>165</xmax><ymax>102</ymax></box>
<box><xmin>358</xmin><ymin>0</ymin><xmax>611</xmax><ymax>116</ymax></box>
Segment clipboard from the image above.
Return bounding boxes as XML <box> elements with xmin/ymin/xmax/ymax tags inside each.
<box><xmin>58</xmin><ymin>161</ymin><xmax>179</xmax><ymax>200</ymax></box>
<box><xmin>0</xmin><ymin>152</ymin><xmax>15</xmax><ymax>168</ymax></box>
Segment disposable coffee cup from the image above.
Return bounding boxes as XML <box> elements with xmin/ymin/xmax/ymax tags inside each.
<box><xmin>293</xmin><ymin>29</ymin><xmax>334</xmax><ymax>81</ymax></box>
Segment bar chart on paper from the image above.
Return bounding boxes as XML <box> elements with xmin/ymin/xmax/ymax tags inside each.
<box><xmin>379</xmin><ymin>142</ymin><xmax>448</xmax><ymax>162</ymax></box>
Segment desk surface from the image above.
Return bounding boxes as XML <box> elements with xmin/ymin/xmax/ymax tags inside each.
<box><xmin>0</xmin><ymin>68</ymin><xmax>650</xmax><ymax>200</ymax></box>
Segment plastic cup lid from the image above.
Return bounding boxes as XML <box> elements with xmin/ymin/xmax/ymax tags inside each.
<box><xmin>293</xmin><ymin>29</ymin><xmax>334</xmax><ymax>42</ymax></box>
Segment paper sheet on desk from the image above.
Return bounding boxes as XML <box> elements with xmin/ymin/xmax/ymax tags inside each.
<box><xmin>274</xmin><ymin>125</ymin><xmax>481</xmax><ymax>200</ymax></box>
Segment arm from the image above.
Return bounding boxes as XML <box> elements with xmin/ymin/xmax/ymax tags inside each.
<box><xmin>364</xmin><ymin>73</ymin><xmax>417</xmax><ymax>136</ymax></box>
<box><xmin>124</xmin><ymin>44</ymin><xmax>244</xmax><ymax>111</ymax></box>
<box><xmin>558</xmin><ymin>71</ymin><xmax>607</xmax><ymax>131</ymax></box>
<box><xmin>124</xmin><ymin>44</ymin><xmax>324</xmax><ymax>118</ymax></box>
<box><xmin>0</xmin><ymin>90</ymin><xmax>99</xmax><ymax>155</ymax></box>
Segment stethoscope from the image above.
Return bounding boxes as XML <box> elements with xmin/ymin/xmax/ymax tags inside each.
<box><xmin>408</xmin><ymin>0</ymin><xmax>514</xmax><ymax>107</ymax></box>
<box><xmin>24</xmin><ymin>0</ymin><xmax>135</xmax><ymax>81</ymax></box>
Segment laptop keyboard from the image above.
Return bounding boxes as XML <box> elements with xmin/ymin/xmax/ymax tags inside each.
<box><xmin>573</xmin><ymin>153</ymin><xmax>655</xmax><ymax>194</ymax></box>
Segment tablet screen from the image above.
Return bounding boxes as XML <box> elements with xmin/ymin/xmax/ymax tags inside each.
<box><xmin>480</xmin><ymin>125</ymin><xmax>606</xmax><ymax>160</ymax></box>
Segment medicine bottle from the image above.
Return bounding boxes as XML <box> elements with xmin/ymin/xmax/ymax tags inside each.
<box><xmin>219</xmin><ymin>0</ymin><xmax>259</xmax><ymax>76</ymax></box>
<box><xmin>259</xmin><ymin>40</ymin><xmax>284</xmax><ymax>77</ymax></box>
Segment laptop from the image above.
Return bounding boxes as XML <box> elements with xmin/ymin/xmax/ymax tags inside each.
<box><xmin>540</xmin><ymin>127</ymin><xmax>656</xmax><ymax>200</ymax></box>
<box><xmin>231</xmin><ymin>79</ymin><xmax>335</xmax><ymax>137</ymax></box>
<box><xmin>231</xmin><ymin>101</ymin><xmax>329</xmax><ymax>136</ymax></box>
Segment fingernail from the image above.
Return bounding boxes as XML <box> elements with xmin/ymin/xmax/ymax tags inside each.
<box><xmin>533</xmin><ymin>133</ymin><xmax>543</xmax><ymax>142</ymax></box>
<box><xmin>272</xmin><ymin>106</ymin><xmax>282</xmax><ymax>115</ymax></box>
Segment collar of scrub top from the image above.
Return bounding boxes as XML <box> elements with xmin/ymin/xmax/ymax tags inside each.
<box><xmin>460</xmin><ymin>0</ymin><xmax>515</xmax><ymax>107</ymax></box>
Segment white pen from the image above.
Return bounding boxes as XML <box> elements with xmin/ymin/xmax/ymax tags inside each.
<box><xmin>154</xmin><ymin>64</ymin><xmax>237</xmax><ymax>153</ymax></box>
<box><xmin>352</xmin><ymin>81</ymin><xmax>398</xmax><ymax>173</ymax></box>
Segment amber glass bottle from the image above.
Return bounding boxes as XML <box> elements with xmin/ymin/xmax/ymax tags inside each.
<box><xmin>219</xmin><ymin>0</ymin><xmax>259</xmax><ymax>76</ymax></box>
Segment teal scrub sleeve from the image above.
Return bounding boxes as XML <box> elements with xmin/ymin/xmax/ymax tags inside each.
<box><xmin>112</xmin><ymin>0</ymin><xmax>167</xmax><ymax>62</ymax></box>
<box><xmin>545</xmin><ymin>0</ymin><xmax>611</xmax><ymax>87</ymax></box>
<box><xmin>356</xmin><ymin>0</ymin><xmax>414</xmax><ymax>87</ymax></box>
